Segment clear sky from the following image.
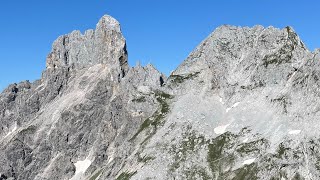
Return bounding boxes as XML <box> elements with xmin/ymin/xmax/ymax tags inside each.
<box><xmin>0</xmin><ymin>0</ymin><xmax>319</xmax><ymax>91</ymax></box>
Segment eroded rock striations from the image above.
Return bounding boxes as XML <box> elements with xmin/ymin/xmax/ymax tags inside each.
<box><xmin>1</xmin><ymin>15</ymin><xmax>320</xmax><ymax>180</ymax></box>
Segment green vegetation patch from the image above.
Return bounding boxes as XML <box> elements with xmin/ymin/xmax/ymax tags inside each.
<box><xmin>275</xmin><ymin>142</ymin><xmax>291</xmax><ymax>159</ymax></box>
<box><xmin>130</xmin><ymin>91</ymin><xmax>173</xmax><ymax>142</ymax></box>
<box><xmin>183</xmin><ymin>166</ymin><xmax>211</xmax><ymax>180</ymax></box>
<box><xmin>236</xmin><ymin>138</ymin><xmax>269</xmax><ymax>155</ymax></box>
<box><xmin>137</xmin><ymin>154</ymin><xmax>155</xmax><ymax>163</ymax></box>
<box><xmin>19</xmin><ymin>125</ymin><xmax>37</xmax><ymax>134</ymax></box>
<box><xmin>230</xmin><ymin>163</ymin><xmax>259</xmax><ymax>180</ymax></box>
<box><xmin>262</xmin><ymin>41</ymin><xmax>294</xmax><ymax>68</ymax></box>
<box><xmin>169</xmin><ymin>130</ymin><xmax>207</xmax><ymax>172</ymax></box>
<box><xmin>206</xmin><ymin>129</ymin><xmax>269</xmax><ymax>179</ymax></box>
<box><xmin>89</xmin><ymin>170</ymin><xmax>103</xmax><ymax>180</ymax></box>
<box><xmin>132</xmin><ymin>96</ymin><xmax>146</xmax><ymax>103</ymax></box>
<box><xmin>292</xmin><ymin>173</ymin><xmax>304</xmax><ymax>180</ymax></box>
<box><xmin>116</xmin><ymin>171</ymin><xmax>137</xmax><ymax>180</ymax></box>
<box><xmin>207</xmin><ymin>132</ymin><xmax>238</xmax><ymax>177</ymax></box>
<box><xmin>130</xmin><ymin>118</ymin><xmax>152</xmax><ymax>140</ymax></box>
<box><xmin>169</xmin><ymin>72</ymin><xmax>200</xmax><ymax>85</ymax></box>
<box><xmin>167</xmin><ymin>127</ymin><xmax>280</xmax><ymax>179</ymax></box>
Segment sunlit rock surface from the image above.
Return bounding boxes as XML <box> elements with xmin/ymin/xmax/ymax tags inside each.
<box><xmin>1</xmin><ymin>15</ymin><xmax>320</xmax><ymax>180</ymax></box>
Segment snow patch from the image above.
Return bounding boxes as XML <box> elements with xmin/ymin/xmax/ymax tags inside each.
<box><xmin>11</xmin><ymin>123</ymin><xmax>17</xmax><ymax>132</ymax></box>
<box><xmin>242</xmin><ymin>138</ymin><xmax>249</xmax><ymax>143</ymax></box>
<box><xmin>226</xmin><ymin>102</ymin><xmax>240</xmax><ymax>112</ymax></box>
<box><xmin>4</xmin><ymin>122</ymin><xmax>17</xmax><ymax>138</ymax></box>
<box><xmin>288</xmin><ymin>130</ymin><xmax>301</xmax><ymax>135</ymax></box>
<box><xmin>214</xmin><ymin>124</ymin><xmax>230</xmax><ymax>134</ymax></box>
<box><xmin>219</xmin><ymin>97</ymin><xmax>224</xmax><ymax>104</ymax></box>
<box><xmin>242</xmin><ymin>158</ymin><xmax>255</xmax><ymax>165</ymax></box>
<box><xmin>70</xmin><ymin>159</ymin><xmax>92</xmax><ymax>180</ymax></box>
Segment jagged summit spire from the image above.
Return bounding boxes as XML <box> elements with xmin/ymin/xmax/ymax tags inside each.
<box><xmin>46</xmin><ymin>14</ymin><xmax>128</xmax><ymax>75</ymax></box>
<box><xmin>96</xmin><ymin>15</ymin><xmax>121</xmax><ymax>32</ymax></box>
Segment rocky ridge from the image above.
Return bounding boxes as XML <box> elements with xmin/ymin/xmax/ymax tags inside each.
<box><xmin>1</xmin><ymin>15</ymin><xmax>320</xmax><ymax>180</ymax></box>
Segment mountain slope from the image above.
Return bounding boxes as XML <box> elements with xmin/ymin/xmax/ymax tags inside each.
<box><xmin>1</xmin><ymin>15</ymin><xmax>320</xmax><ymax>180</ymax></box>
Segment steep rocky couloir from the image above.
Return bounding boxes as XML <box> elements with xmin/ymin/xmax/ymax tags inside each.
<box><xmin>1</xmin><ymin>15</ymin><xmax>320</xmax><ymax>180</ymax></box>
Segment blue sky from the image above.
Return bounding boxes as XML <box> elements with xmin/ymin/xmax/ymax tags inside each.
<box><xmin>0</xmin><ymin>0</ymin><xmax>319</xmax><ymax>90</ymax></box>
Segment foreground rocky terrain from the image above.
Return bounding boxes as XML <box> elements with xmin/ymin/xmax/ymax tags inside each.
<box><xmin>1</xmin><ymin>15</ymin><xmax>320</xmax><ymax>180</ymax></box>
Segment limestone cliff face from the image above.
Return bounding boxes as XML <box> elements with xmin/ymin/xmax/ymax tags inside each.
<box><xmin>46</xmin><ymin>15</ymin><xmax>128</xmax><ymax>72</ymax></box>
<box><xmin>0</xmin><ymin>15</ymin><xmax>164</xmax><ymax>180</ymax></box>
<box><xmin>1</xmin><ymin>15</ymin><xmax>320</xmax><ymax>180</ymax></box>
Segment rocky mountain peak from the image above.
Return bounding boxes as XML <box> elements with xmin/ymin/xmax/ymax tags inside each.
<box><xmin>2</xmin><ymin>15</ymin><xmax>320</xmax><ymax>180</ymax></box>
<box><xmin>172</xmin><ymin>25</ymin><xmax>313</xmax><ymax>94</ymax></box>
<box><xmin>96</xmin><ymin>15</ymin><xmax>122</xmax><ymax>32</ymax></box>
<box><xmin>46</xmin><ymin>15</ymin><xmax>128</xmax><ymax>75</ymax></box>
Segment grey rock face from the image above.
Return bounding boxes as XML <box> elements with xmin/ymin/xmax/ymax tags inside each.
<box><xmin>1</xmin><ymin>15</ymin><xmax>320</xmax><ymax>180</ymax></box>
<box><xmin>46</xmin><ymin>15</ymin><xmax>128</xmax><ymax>77</ymax></box>
<box><xmin>147</xmin><ymin>25</ymin><xmax>320</xmax><ymax>179</ymax></box>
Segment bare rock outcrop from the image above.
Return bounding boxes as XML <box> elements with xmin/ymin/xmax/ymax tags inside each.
<box><xmin>1</xmin><ymin>15</ymin><xmax>320</xmax><ymax>180</ymax></box>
